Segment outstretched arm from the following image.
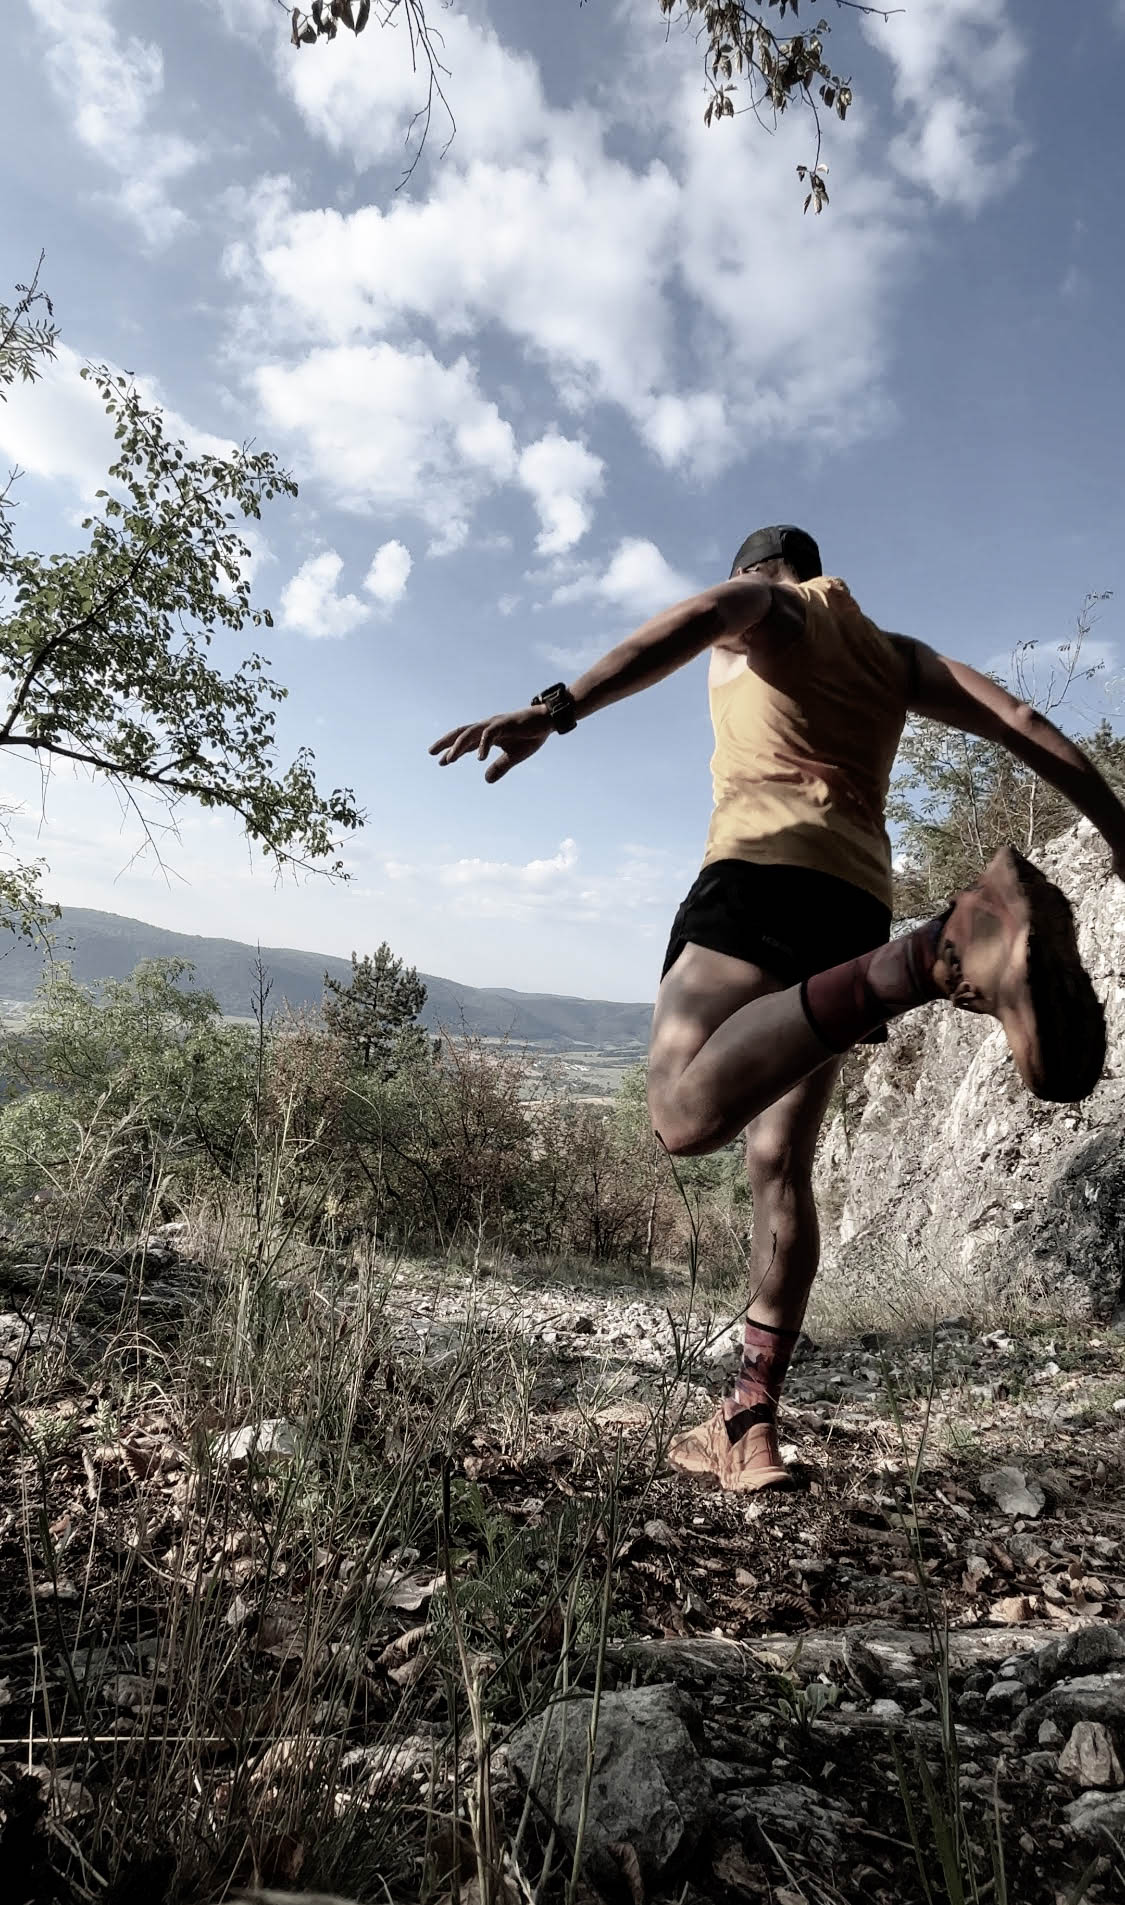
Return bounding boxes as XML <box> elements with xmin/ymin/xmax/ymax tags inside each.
<box><xmin>898</xmin><ymin>637</ymin><xmax>1125</xmax><ymax>875</ymax></box>
<box><xmin>430</xmin><ymin>573</ymin><xmax>789</xmax><ymax>783</ymax></box>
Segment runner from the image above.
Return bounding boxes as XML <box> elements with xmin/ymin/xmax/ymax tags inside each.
<box><xmin>430</xmin><ymin>525</ymin><xmax>1121</xmax><ymax>1491</ymax></box>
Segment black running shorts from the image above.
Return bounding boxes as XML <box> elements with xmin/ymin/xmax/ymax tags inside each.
<box><xmin>661</xmin><ymin>860</ymin><xmax>893</xmax><ymax>1041</ymax></box>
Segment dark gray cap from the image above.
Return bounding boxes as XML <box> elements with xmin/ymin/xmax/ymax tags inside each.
<box><xmin>729</xmin><ymin>524</ymin><xmax>822</xmax><ymax>582</ymax></box>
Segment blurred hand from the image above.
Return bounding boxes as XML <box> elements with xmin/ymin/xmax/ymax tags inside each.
<box><xmin>429</xmin><ymin>704</ymin><xmax>553</xmax><ymax>784</ymax></box>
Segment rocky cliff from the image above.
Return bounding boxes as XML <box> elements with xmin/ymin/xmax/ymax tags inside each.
<box><xmin>815</xmin><ymin>822</ymin><xmax>1125</xmax><ymax>1323</ymax></box>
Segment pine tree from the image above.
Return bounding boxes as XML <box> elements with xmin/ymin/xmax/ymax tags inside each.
<box><xmin>322</xmin><ymin>943</ymin><xmax>428</xmax><ymax>1076</ymax></box>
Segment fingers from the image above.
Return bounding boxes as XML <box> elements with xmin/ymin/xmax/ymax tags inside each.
<box><xmin>430</xmin><ymin>723</ymin><xmax>485</xmax><ymax>766</ymax></box>
<box><xmin>484</xmin><ymin>752</ymin><xmax>514</xmax><ymax>784</ymax></box>
<box><xmin>428</xmin><ymin>728</ymin><xmax>461</xmax><ymax>756</ymax></box>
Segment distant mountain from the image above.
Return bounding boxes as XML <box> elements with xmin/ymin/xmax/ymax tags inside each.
<box><xmin>0</xmin><ymin>908</ymin><xmax>653</xmax><ymax>1048</ymax></box>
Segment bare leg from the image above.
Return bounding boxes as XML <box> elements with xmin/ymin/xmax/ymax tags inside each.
<box><xmin>647</xmin><ymin>943</ymin><xmax>836</xmax><ymax>1157</ymax></box>
<box><xmin>648</xmin><ymin>919</ymin><xmax>946</xmax><ymax>1156</ymax></box>
<box><xmin>740</xmin><ymin>1060</ymin><xmax>843</xmax><ymax>1335</ymax></box>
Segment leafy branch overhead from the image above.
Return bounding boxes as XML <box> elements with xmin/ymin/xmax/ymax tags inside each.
<box><xmin>282</xmin><ymin>0</ymin><xmax>903</xmax><ymax>211</ymax></box>
<box><xmin>0</xmin><ymin>270</ymin><xmax>364</xmax><ymax>939</ymax></box>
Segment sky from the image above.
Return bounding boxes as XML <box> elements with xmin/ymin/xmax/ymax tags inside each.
<box><xmin>1</xmin><ymin>0</ymin><xmax>1123</xmax><ymax>1003</ymax></box>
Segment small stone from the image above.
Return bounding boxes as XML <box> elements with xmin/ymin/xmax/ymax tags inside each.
<box><xmin>984</xmin><ymin>1680</ymin><xmax>1028</xmax><ymax>1715</ymax></box>
<box><xmin>980</xmin><ymin>1466</ymin><xmax>1045</xmax><ymax>1519</ymax></box>
<box><xmin>1039</xmin><ymin>1720</ymin><xmax>1064</xmax><ymax>1747</ymax></box>
<box><xmin>991</xmin><ymin>1594</ymin><xmax>1035</xmax><ymax>1625</ymax></box>
<box><xmin>1113</xmin><ymin>1399</ymin><xmax>1125</xmax><ymax>1415</ymax></box>
<box><xmin>871</xmin><ymin>1698</ymin><xmax>905</xmax><ymax>1719</ymax></box>
<box><xmin>211</xmin><ymin>1419</ymin><xmax>299</xmax><ymax>1467</ymax></box>
<box><xmin>1058</xmin><ymin>1721</ymin><xmax>1125</xmax><ymax>1790</ymax></box>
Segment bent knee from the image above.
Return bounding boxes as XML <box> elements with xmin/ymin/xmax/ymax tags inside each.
<box><xmin>744</xmin><ymin>1131</ymin><xmax>816</xmax><ymax>1193</ymax></box>
<box><xmin>648</xmin><ymin>1097</ymin><xmax>723</xmax><ymax>1159</ymax></box>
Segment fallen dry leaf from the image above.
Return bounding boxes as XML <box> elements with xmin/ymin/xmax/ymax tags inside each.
<box><xmin>609</xmin><ymin>1841</ymin><xmax>645</xmax><ymax>1905</ymax></box>
<box><xmin>375</xmin><ymin>1566</ymin><xmax>442</xmax><ymax>1614</ymax></box>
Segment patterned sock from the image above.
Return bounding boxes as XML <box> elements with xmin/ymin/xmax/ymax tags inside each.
<box><xmin>723</xmin><ymin>1317</ymin><xmax>800</xmax><ymax>1442</ymax></box>
<box><xmin>799</xmin><ymin>912</ymin><xmax>947</xmax><ymax>1053</ymax></box>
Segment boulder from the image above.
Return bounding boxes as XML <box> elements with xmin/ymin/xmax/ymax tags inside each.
<box><xmin>1029</xmin><ymin>1622</ymin><xmax>1125</xmax><ymax>1691</ymax></box>
<box><xmin>504</xmin><ymin>1684</ymin><xmax>710</xmax><ymax>1883</ymax></box>
<box><xmin>1065</xmin><ymin>1789</ymin><xmax>1125</xmax><ymax>1845</ymax></box>
<box><xmin>1016</xmin><ymin>1673</ymin><xmax>1125</xmax><ymax>1752</ymax></box>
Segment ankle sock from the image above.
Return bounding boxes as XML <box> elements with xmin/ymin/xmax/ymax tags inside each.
<box><xmin>724</xmin><ymin>1316</ymin><xmax>799</xmax><ymax>1441</ymax></box>
<box><xmin>799</xmin><ymin>913</ymin><xmax>947</xmax><ymax>1053</ymax></box>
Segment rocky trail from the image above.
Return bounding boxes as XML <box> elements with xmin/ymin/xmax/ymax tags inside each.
<box><xmin>2</xmin><ymin>1245</ymin><xmax>1124</xmax><ymax>1903</ymax></box>
<box><xmin>391</xmin><ymin>1259</ymin><xmax>1125</xmax><ymax>1902</ymax></box>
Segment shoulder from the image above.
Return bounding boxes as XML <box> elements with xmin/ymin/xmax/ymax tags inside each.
<box><xmin>810</xmin><ymin>579</ymin><xmax>913</xmax><ymax>688</ymax></box>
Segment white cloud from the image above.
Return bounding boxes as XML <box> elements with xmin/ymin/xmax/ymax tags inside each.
<box><xmin>223</xmin><ymin>1</ymin><xmax>1028</xmax><ymax>538</ymax></box>
<box><xmin>227</xmin><ymin>13</ymin><xmax>902</xmax><ymax>485</ymax></box>
<box><xmin>279</xmin><ymin>550</ymin><xmax>368</xmax><ymax>640</ymax></box>
<box><xmin>439</xmin><ymin>837</ymin><xmax>579</xmax><ymax>891</ymax></box>
<box><xmin>278</xmin><ymin>5</ymin><xmax>553</xmax><ymax>173</ymax></box>
<box><xmin>26</xmin><ymin>0</ymin><xmax>199</xmax><ymax>244</ymax></box>
<box><xmin>553</xmin><ymin>539</ymin><xmax>697</xmax><ymax>620</ymax></box>
<box><xmin>517</xmin><ymin>434</ymin><xmax>604</xmax><ymax>555</ymax></box>
<box><xmin>383</xmin><ymin>834</ymin><xmax>684</xmax><ymax>934</ymax></box>
<box><xmin>365</xmin><ymin>539</ymin><xmax>413</xmax><ymax>608</ymax></box>
<box><xmin>0</xmin><ymin>345</ymin><xmax>115</xmax><ymax>495</ymax></box>
<box><xmin>861</xmin><ymin>0</ymin><xmax>1028</xmax><ymax>211</ymax></box>
<box><xmin>254</xmin><ymin>343</ymin><xmax>517</xmax><ymax>550</ymax></box>
<box><xmin>0</xmin><ymin>344</ymin><xmax>234</xmax><ymax>501</ymax></box>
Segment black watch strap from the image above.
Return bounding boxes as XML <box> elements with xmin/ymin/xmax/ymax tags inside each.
<box><xmin>532</xmin><ymin>682</ymin><xmax>578</xmax><ymax>734</ymax></box>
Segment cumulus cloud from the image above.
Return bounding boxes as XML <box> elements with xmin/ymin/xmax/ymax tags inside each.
<box><xmin>365</xmin><ymin>539</ymin><xmax>413</xmax><ymax>608</ymax></box>
<box><xmin>517</xmin><ymin>434</ymin><xmax>604</xmax><ymax>555</ymax></box>
<box><xmin>255</xmin><ymin>343</ymin><xmax>517</xmax><ymax>553</ymax></box>
<box><xmin>26</xmin><ymin>0</ymin><xmax>199</xmax><ymax>244</ymax></box>
<box><xmin>279</xmin><ymin>551</ymin><xmax>368</xmax><ymax>640</ymax></box>
<box><xmin>553</xmin><ymin>539</ymin><xmax>697</xmax><ymax>620</ymax></box>
<box><xmin>861</xmin><ymin>0</ymin><xmax>1028</xmax><ymax>211</ymax></box>
<box><xmin>0</xmin><ymin>343</ymin><xmax>233</xmax><ymax>500</ymax></box>
<box><xmin>280</xmin><ymin>539</ymin><xmax>414</xmax><ymax>637</ymax></box>
<box><xmin>220</xmin><ymin>1</ymin><xmax>1028</xmax><ymax>543</ymax></box>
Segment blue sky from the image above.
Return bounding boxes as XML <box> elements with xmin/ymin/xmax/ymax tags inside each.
<box><xmin>1</xmin><ymin>0</ymin><xmax>1123</xmax><ymax>1001</ymax></box>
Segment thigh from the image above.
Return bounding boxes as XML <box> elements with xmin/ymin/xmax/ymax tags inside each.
<box><xmin>648</xmin><ymin>941</ymin><xmax>781</xmax><ymax>1111</ymax></box>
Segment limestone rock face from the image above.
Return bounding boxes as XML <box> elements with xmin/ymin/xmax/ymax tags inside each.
<box><xmin>815</xmin><ymin>824</ymin><xmax>1125</xmax><ymax>1321</ymax></box>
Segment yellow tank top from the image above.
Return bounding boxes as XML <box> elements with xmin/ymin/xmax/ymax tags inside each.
<box><xmin>703</xmin><ymin>576</ymin><xmax>909</xmax><ymax>908</ymax></box>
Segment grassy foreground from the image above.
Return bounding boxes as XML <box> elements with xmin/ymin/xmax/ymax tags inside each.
<box><xmin>2</xmin><ymin>1201</ymin><xmax>1124</xmax><ymax>1905</ymax></box>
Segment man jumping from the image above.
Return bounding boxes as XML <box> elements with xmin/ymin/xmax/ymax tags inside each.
<box><xmin>430</xmin><ymin>526</ymin><xmax>1121</xmax><ymax>1492</ymax></box>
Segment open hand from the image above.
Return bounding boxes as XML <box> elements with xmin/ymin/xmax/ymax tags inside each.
<box><xmin>429</xmin><ymin>704</ymin><xmax>553</xmax><ymax>784</ymax></box>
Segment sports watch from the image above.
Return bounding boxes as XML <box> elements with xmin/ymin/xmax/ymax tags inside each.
<box><xmin>532</xmin><ymin>682</ymin><xmax>578</xmax><ymax>734</ymax></box>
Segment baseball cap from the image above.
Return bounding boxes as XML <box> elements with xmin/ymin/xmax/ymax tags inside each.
<box><xmin>729</xmin><ymin>524</ymin><xmax>822</xmax><ymax>582</ymax></box>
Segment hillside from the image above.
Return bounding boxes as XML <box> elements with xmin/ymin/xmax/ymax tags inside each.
<box><xmin>0</xmin><ymin>907</ymin><xmax>653</xmax><ymax>1049</ymax></box>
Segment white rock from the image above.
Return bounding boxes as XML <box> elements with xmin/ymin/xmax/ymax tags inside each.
<box><xmin>1065</xmin><ymin>1789</ymin><xmax>1125</xmax><ymax>1843</ymax></box>
<box><xmin>1059</xmin><ymin>1721</ymin><xmax>1125</xmax><ymax>1790</ymax></box>
<box><xmin>979</xmin><ymin>1466</ymin><xmax>1045</xmax><ymax>1519</ymax></box>
<box><xmin>211</xmin><ymin>1419</ymin><xmax>299</xmax><ymax>1467</ymax></box>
